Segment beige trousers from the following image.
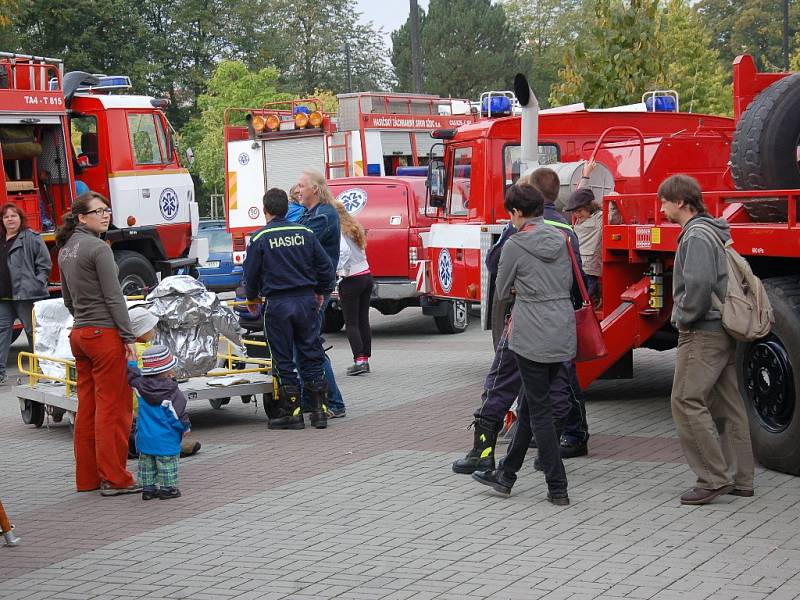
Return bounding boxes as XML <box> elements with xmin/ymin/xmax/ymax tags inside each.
<box><xmin>671</xmin><ymin>330</ymin><xmax>755</xmax><ymax>490</ymax></box>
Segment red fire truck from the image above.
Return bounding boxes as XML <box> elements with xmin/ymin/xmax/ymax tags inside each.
<box><xmin>422</xmin><ymin>55</ymin><xmax>800</xmax><ymax>476</ymax></box>
<box><xmin>0</xmin><ymin>52</ymin><xmax>204</xmax><ymax>299</ymax></box>
<box><xmin>223</xmin><ymin>91</ymin><xmax>479</xmax><ymax>332</ymax></box>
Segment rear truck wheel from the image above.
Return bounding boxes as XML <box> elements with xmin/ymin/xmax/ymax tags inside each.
<box><xmin>209</xmin><ymin>398</ymin><xmax>231</xmax><ymax>409</ymax></box>
<box><xmin>322</xmin><ymin>304</ymin><xmax>345</xmax><ymax>333</ymax></box>
<box><xmin>491</xmin><ymin>295</ymin><xmax>513</xmax><ymax>349</ymax></box>
<box><xmin>21</xmin><ymin>400</ymin><xmax>45</xmax><ymax>427</ymax></box>
<box><xmin>730</xmin><ymin>73</ymin><xmax>800</xmax><ymax>190</ymax></box>
<box><xmin>736</xmin><ymin>276</ymin><xmax>800</xmax><ymax>475</ymax></box>
<box><xmin>434</xmin><ymin>299</ymin><xmax>469</xmax><ymax>334</ymax></box>
<box><xmin>114</xmin><ymin>250</ymin><xmax>158</xmax><ymax>296</ymax></box>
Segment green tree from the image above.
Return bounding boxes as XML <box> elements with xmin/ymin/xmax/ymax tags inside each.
<box><xmin>550</xmin><ymin>0</ymin><xmax>665</xmax><ymax>108</ymax></box>
<box><xmin>242</xmin><ymin>0</ymin><xmax>394</xmax><ymax>94</ymax></box>
<box><xmin>697</xmin><ymin>0</ymin><xmax>799</xmax><ymax>71</ymax></box>
<box><xmin>392</xmin><ymin>0</ymin><xmax>525</xmax><ymax>98</ymax></box>
<box><xmin>501</xmin><ymin>0</ymin><xmax>584</xmax><ymax>107</ymax></box>
<box><xmin>181</xmin><ymin>61</ymin><xmax>290</xmax><ymax>208</ymax></box>
<box><xmin>658</xmin><ymin>0</ymin><xmax>731</xmax><ymax>115</ymax></box>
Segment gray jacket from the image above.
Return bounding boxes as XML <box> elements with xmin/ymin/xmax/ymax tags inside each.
<box><xmin>671</xmin><ymin>214</ymin><xmax>729</xmax><ymax>332</ymax></box>
<box><xmin>496</xmin><ymin>217</ymin><xmax>576</xmax><ymax>363</ymax></box>
<box><xmin>8</xmin><ymin>228</ymin><xmax>51</xmax><ymax>300</ymax></box>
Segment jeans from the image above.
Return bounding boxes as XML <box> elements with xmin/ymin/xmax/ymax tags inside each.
<box><xmin>499</xmin><ymin>354</ymin><xmax>568</xmax><ymax>496</ymax></box>
<box><xmin>0</xmin><ymin>299</ymin><xmax>35</xmax><ymax>377</ymax></box>
<box><xmin>298</xmin><ymin>295</ymin><xmax>345</xmax><ymax>412</ymax></box>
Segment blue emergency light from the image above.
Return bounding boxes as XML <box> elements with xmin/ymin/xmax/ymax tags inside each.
<box><xmin>481</xmin><ymin>96</ymin><xmax>513</xmax><ymax>117</ymax></box>
<box><xmin>367</xmin><ymin>163</ymin><xmax>381</xmax><ymax>176</ymax></box>
<box><xmin>294</xmin><ymin>106</ymin><xmax>311</xmax><ymax>115</ymax></box>
<box><xmin>645</xmin><ymin>95</ymin><xmax>677</xmax><ymax>112</ymax></box>
<box><xmin>396</xmin><ymin>166</ymin><xmax>428</xmax><ymax>177</ymax></box>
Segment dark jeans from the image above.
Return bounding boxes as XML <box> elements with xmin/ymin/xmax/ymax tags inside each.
<box><xmin>265</xmin><ymin>295</ymin><xmax>326</xmax><ymax>389</ymax></box>
<box><xmin>500</xmin><ymin>354</ymin><xmax>568</xmax><ymax>496</ymax></box>
<box><xmin>474</xmin><ymin>316</ymin><xmax>589</xmax><ymax>443</ymax></box>
<box><xmin>339</xmin><ymin>273</ymin><xmax>373</xmax><ymax>360</ymax></box>
<box><xmin>296</xmin><ymin>295</ymin><xmax>345</xmax><ymax>412</ymax></box>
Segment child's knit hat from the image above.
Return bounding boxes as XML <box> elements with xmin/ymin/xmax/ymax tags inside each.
<box><xmin>141</xmin><ymin>345</ymin><xmax>177</xmax><ymax>376</ymax></box>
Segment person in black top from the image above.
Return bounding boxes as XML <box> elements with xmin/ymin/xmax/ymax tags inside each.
<box><xmin>243</xmin><ymin>188</ymin><xmax>335</xmax><ymax>430</ymax></box>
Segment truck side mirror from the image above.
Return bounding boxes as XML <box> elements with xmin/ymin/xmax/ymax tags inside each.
<box><xmin>428</xmin><ymin>159</ymin><xmax>446</xmax><ymax>208</ymax></box>
<box><xmin>185</xmin><ymin>147</ymin><xmax>195</xmax><ymax>166</ymax></box>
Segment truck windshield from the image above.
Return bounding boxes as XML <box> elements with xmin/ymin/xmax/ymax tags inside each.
<box><xmin>448</xmin><ymin>146</ymin><xmax>472</xmax><ymax>216</ymax></box>
<box><xmin>503</xmin><ymin>144</ymin><xmax>560</xmax><ymax>186</ymax></box>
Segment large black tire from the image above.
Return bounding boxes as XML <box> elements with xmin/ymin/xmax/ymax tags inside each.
<box><xmin>730</xmin><ymin>73</ymin><xmax>800</xmax><ymax>191</ymax></box>
<box><xmin>21</xmin><ymin>400</ymin><xmax>45</xmax><ymax>428</ymax></box>
<box><xmin>114</xmin><ymin>250</ymin><xmax>157</xmax><ymax>296</ymax></box>
<box><xmin>736</xmin><ymin>276</ymin><xmax>800</xmax><ymax>475</ymax></box>
<box><xmin>434</xmin><ymin>299</ymin><xmax>468</xmax><ymax>334</ymax></box>
<box><xmin>322</xmin><ymin>304</ymin><xmax>345</xmax><ymax>333</ymax></box>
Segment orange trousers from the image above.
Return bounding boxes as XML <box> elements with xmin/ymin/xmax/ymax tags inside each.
<box><xmin>70</xmin><ymin>327</ymin><xmax>135</xmax><ymax>491</ymax></box>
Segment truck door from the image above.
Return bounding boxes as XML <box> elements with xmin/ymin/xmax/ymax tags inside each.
<box><xmin>331</xmin><ymin>182</ymin><xmax>410</xmax><ymax>279</ymax></box>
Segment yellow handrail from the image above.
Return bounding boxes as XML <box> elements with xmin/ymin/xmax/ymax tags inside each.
<box><xmin>17</xmin><ymin>351</ymin><xmax>77</xmax><ymax>396</ymax></box>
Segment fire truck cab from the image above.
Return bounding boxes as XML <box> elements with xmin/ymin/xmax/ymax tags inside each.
<box><xmin>0</xmin><ymin>53</ymin><xmax>204</xmax><ymax>296</ymax></box>
<box><xmin>423</xmin><ymin>55</ymin><xmax>800</xmax><ymax>476</ymax></box>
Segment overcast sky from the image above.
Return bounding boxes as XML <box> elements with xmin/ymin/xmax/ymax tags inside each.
<box><xmin>355</xmin><ymin>0</ymin><xmax>430</xmax><ymax>49</ymax></box>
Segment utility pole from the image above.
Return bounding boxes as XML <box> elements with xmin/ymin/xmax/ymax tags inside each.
<box><xmin>344</xmin><ymin>42</ymin><xmax>353</xmax><ymax>93</ymax></box>
<box><xmin>409</xmin><ymin>0</ymin><xmax>423</xmax><ymax>93</ymax></box>
<box><xmin>783</xmin><ymin>0</ymin><xmax>790</xmax><ymax>70</ymax></box>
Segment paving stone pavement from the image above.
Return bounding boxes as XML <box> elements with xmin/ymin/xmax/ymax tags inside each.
<box><xmin>1</xmin><ymin>308</ymin><xmax>799</xmax><ymax>599</ymax></box>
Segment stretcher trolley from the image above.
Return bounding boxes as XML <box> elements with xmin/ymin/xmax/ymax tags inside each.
<box><xmin>14</xmin><ymin>336</ymin><xmax>276</xmax><ymax>429</ymax></box>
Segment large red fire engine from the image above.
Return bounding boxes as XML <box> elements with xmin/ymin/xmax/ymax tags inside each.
<box><xmin>0</xmin><ymin>52</ymin><xmax>205</xmax><ymax>298</ymax></box>
<box><xmin>421</xmin><ymin>55</ymin><xmax>800</xmax><ymax>476</ymax></box>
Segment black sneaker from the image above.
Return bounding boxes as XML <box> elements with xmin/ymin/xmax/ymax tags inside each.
<box><xmin>346</xmin><ymin>362</ymin><xmax>369</xmax><ymax>376</ymax></box>
<box><xmin>559</xmin><ymin>436</ymin><xmax>588</xmax><ymax>459</ymax></box>
<box><xmin>159</xmin><ymin>487</ymin><xmax>182</xmax><ymax>500</ymax></box>
<box><xmin>326</xmin><ymin>407</ymin><xmax>346</xmax><ymax>419</ymax></box>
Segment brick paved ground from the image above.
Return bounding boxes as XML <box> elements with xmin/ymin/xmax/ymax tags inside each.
<box><xmin>1</xmin><ymin>308</ymin><xmax>799</xmax><ymax>599</ymax></box>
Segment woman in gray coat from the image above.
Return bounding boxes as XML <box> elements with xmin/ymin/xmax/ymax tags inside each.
<box><xmin>471</xmin><ymin>183</ymin><xmax>576</xmax><ymax>505</ymax></box>
<box><xmin>0</xmin><ymin>203</ymin><xmax>51</xmax><ymax>384</ymax></box>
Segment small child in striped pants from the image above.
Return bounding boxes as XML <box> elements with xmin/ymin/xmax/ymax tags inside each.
<box><xmin>127</xmin><ymin>345</ymin><xmax>190</xmax><ymax>500</ymax></box>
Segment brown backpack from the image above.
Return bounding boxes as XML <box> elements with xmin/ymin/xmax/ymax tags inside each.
<box><xmin>694</xmin><ymin>222</ymin><xmax>774</xmax><ymax>341</ymax></box>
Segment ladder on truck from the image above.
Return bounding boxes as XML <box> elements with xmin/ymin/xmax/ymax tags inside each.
<box><xmin>325</xmin><ymin>131</ymin><xmax>351</xmax><ymax>179</ymax></box>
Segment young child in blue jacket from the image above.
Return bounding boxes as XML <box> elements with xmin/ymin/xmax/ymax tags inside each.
<box><xmin>127</xmin><ymin>345</ymin><xmax>190</xmax><ymax>500</ymax></box>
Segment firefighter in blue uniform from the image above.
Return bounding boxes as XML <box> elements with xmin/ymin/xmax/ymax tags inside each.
<box><xmin>244</xmin><ymin>188</ymin><xmax>335</xmax><ymax>430</ymax></box>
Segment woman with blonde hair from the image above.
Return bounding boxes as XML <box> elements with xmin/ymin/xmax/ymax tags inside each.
<box><xmin>335</xmin><ymin>202</ymin><xmax>373</xmax><ymax>375</ymax></box>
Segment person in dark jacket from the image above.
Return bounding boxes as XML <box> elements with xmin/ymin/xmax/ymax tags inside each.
<box><xmin>296</xmin><ymin>169</ymin><xmax>346</xmax><ymax>417</ymax></box>
<box><xmin>471</xmin><ymin>183</ymin><xmax>575</xmax><ymax>506</ymax></box>
<box><xmin>244</xmin><ymin>188</ymin><xmax>335</xmax><ymax>430</ymax></box>
<box><xmin>128</xmin><ymin>345</ymin><xmax>190</xmax><ymax>501</ymax></box>
<box><xmin>0</xmin><ymin>203</ymin><xmax>51</xmax><ymax>384</ymax></box>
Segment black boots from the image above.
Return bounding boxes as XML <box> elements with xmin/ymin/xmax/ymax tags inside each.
<box><xmin>452</xmin><ymin>418</ymin><xmax>500</xmax><ymax>474</ymax></box>
<box><xmin>306</xmin><ymin>382</ymin><xmax>328</xmax><ymax>429</ymax></box>
<box><xmin>268</xmin><ymin>385</ymin><xmax>305</xmax><ymax>430</ymax></box>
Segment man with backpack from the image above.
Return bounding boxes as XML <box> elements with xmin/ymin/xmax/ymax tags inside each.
<box><xmin>659</xmin><ymin>174</ymin><xmax>758</xmax><ymax>505</ymax></box>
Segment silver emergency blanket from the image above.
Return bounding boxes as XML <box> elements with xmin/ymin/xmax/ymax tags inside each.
<box><xmin>146</xmin><ymin>275</ymin><xmax>244</xmax><ymax>377</ymax></box>
<box><xmin>33</xmin><ymin>298</ymin><xmax>74</xmax><ymax>380</ymax></box>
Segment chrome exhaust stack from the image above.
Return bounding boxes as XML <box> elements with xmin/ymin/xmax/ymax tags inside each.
<box><xmin>513</xmin><ymin>73</ymin><xmax>539</xmax><ymax>178</ymax></box>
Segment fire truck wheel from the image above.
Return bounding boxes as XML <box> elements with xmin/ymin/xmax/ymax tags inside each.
<box><xmin>730</xmin><ymin>73</ymin><xmax>800</xmax><ymax>190</ymax></box>
<box><xmin>736</xmin><ymin>276</ymin><xmax>800</xmax><ymax>475</ymax></box>
<box><xmin>20</xmin><ymin>400</ymin><xmax>45</xmax><ymax>428</ymax></box>
<box><xmin>322</xmin><ymin>305</ymin><xmax>345</xmax><ymax>333</ymax></box>
<box><xmin>114</xmin><ymin>250</ymin><xmax>157</xmax><ymax>296</ymax></box>
<box><xmin>434</xmin><ymin>299</ymin><xmax>469</xmax><ymax>334</ymax></box>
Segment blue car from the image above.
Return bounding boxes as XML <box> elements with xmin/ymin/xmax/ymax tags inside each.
<box><xmin>196</xmin><ymin>222</ymin><xmax>243</xmax><ymax>291</ymax></box>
